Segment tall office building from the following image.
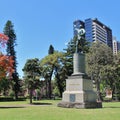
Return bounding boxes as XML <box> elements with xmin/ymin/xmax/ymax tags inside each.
<box><xmin>117</xmin><ymin>41</ymin><xmax>120</xmax><ymax>51</ymax></box>
<box><xmin>73</xmin><ymin>18</ymin><xmax>113</xmax><ymax>50</ymax></box>
<box><xmin>113</xmin><ymin>37</ymin><xmax>118</xmax><ymax>55</ymax></box>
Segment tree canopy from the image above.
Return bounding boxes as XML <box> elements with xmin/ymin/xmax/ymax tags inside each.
<box><xmin>86</xmin><ymin>41</ymin><xmax>113</xmax><ymax>101</ymax></box>
<box><xmin>23</xmin><ymin>58</ymin><xmax>41</xmax><ymax>104</ymax></box>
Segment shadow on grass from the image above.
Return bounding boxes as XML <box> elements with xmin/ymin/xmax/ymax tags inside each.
<box><xmin>103</xmin><ymin>106</ymin><xmax>120</xmax><ymax>108</ymax></box>
<box><xmin>31</xmin><ymin>102</ymin><xmax>52</xmax><ymax>105</ymax></box>
<box><xmin>0</xmin><ymin>106</ymin><xmax>25</xmax><ymax>109</ymax></box>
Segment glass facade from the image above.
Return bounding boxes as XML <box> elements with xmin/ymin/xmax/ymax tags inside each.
<box><xmin>106</xmin><ymin>28</ymin><xmax>113</xmax><ymax>49</ymax></box>
<box><xmin>117</xmin><ymin>41</ymin><xmax>120</xmax><ymax>51</ymax></box>
<box><xmin>73</xmin><ymin>18</ymin><xmax>113</xmax><ymax>49</ymax></box>
<box><xmin>85</xmin><ymin>18</ymin><xmax>93</xmax><ymax>43</ymax></box>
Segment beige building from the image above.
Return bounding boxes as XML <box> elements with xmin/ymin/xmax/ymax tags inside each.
<box><xmin>113</xmin><ymin>37</ymin><xmax>118</xmax><ymax>55</ymax></box>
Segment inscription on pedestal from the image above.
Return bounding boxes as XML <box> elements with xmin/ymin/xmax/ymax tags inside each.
<box><xmin>70</xmin><ymin>94</ymin><xmax>75</xmax><ymax>102</ymax></box>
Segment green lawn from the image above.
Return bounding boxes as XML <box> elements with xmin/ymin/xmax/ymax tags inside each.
<box><xmin>0</xmin><ymin>100</ymin><xmax>120</xmax><ymax>120</ymax></box>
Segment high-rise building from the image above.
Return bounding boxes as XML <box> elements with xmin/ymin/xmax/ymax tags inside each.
<box><xmin>113</xmin><ymin>37</ymin><xmax>118</xmax><ymax>55</ymax></box>
<box><xmin>73</xmin><ymin>18</ymin><xmax>113</xmax><ymax>50</ymax></box>
<box><xmin>117</xmin><ymin>41</ymin><xmax>120</xmax><ymax>51</ymax></box>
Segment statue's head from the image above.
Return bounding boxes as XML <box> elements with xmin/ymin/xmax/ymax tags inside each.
<box><xmin>78</xmin><ymin>28</ymin><xmax>85</xmax><ymax>37</ymax></box>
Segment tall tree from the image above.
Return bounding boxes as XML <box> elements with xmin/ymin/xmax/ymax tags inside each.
<box><xmin>23</xmin><ymin>58</ymin><xmax>41</xmax><ymax>104</ymax></box>
<box><xmin>40</xmin><ymin>51</ymin><xmax>65</xmax><ymax>98</ymax></box>
<box><xmin>86</xmin><ymin>41</ymin><xmax>113</xmax><ymax>101</ymax></box>
<box><xmin>47</xmin><ymin>44</ymin><xmax>54</xmax><ymax>98</ymax></box>
<box><xmin>110</xmin><ymin>52</ymin><xmax>120</xmax><ymax>100</ymax></box>
<box><xmin>54</xmin><ymin>55</ymin><xmax>67</xmax><ymax>97</ymax></box>
<box><xmin>40</xmin><ymin>53</ymin><xmax>56</xmax><ymax>99</ymax></box>
<box><xmin>3</xmin><ymin>20</ymin><xmax>19</xmax><ymax>100</ymax></box>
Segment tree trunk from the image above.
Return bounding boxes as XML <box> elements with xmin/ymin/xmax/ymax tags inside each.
<box><xmin>114</xmin><ymin>83</ymin><xmax>118</xmax><ymax>101</ymax></box>
<box><xmin>30</xmin><ymin>89</ymin><xmax>33</xmax><ymax>104</ymax></box>
<box><xmin>56</xmin><ymin>73</ymin><xmax>63</xmax><ymax>98</ymax></box>
<box><xmin>14</xmin><ymin>81</ymin><xmax>19</xmax><ymax>100</ymax></box>
<box><xmin>48</xmin><ymin>80</ymin><xmax>52</xmax><ymax>99</ymax></box>
<box><xmin>48</xmin><ymin>68</ymin><xmax>54</xmax><ymax>99</ymax></box>
<box><xmin>45</xmin><ymin>79</ymin><xmax>48</xmax><ymax>98</ymax></box>
<box><xmin>13</xmin><ymin>73</ymin><xmax>19</xmax><ymax>100</ymax></box>
<box><xmin>96</xmin><ymin>79</ymin><xmax>102</xmax><ymax>102</ymax></box>
<box><xmin>14</xmin><ymin>90</ymin><xmax>18</xmax><ymax>100</ymax></box>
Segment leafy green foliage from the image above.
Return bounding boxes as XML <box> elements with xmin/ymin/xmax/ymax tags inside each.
<box><xmin>86</xmin><ymin>41</ymin><xmax>113</xmax><ymax>101</ymax></box>
<box><xmin>23</xmin><ymin>58</ymin><xmax>41</xmax><ymax>104</ymax></box>
<box><xmin>111</xmin><ymin>52</ymin><xmax>120</xmax><ymax>100</ymax></box>
<box><xmin>40</xmin><ymin>51</ymin><xmax>65</xmax><ymax>98</ymax></box>
<box><xmin>0</xmin><ymin>78</ymin><xmax>11</xmax><ymax>96</ymax></box>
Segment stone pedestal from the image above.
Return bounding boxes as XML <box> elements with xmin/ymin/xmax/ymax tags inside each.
<box><xmin>73</xmin><ymin>53</ymin><xmax>85</xmax><ymax>75</ymax></box>
<box><xmin>58</xmin><ymin>75</ymin><xmax>102</xmax><ymax>108</ymax></box>
<box><xmin>58</xmin><ymin>53</ymin><xmax>102</xmax><ymax>108</ymax></box>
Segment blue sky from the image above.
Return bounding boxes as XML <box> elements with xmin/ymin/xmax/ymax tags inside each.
<box><xmin>0</xmin><ymin>0</ymin><xmax>120</xmax><ymax>77</ymax></box>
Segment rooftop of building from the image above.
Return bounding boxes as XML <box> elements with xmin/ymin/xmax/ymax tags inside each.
<box><xmin>73</xmin><ymin>19</ymin><xmax>84</xmax><ymax>25</ymax></box>
<box><xmin>92</xmin><ymin>18</ymin><xmax>111</xmax><ymax>30</ymax></box>
<box><xmin>73</xmin><ymin>18</ymin><xmax>111</xmax><ymax>31</ymax></box>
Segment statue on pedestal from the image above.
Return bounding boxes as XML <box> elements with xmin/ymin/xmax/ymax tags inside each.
<box><xmin>57</xmin><ymin>24</ymin><xmax>102</xmax><ymax>109</ymax></box>
<box><xmin>73</xmin><ymin>27</ymin><xmax>86</xmax><ymax>75</ymax></box>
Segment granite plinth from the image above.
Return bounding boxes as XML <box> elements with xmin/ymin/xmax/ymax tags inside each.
<box><xmin>57</xmin><ymin>74</ymin><xmax>102</xmax><ymax>109</ymax></box>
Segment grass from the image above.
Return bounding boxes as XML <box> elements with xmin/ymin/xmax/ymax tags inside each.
<box><xmin>0</xmin><ymin>100</ymin><xmax>120</xmax><ymax>120</ymax></box>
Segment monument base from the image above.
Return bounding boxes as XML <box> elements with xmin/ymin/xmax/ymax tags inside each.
<box><xmin>57</xmin><ymin>101</ymin><xmax>102</xmax><ymax>109</ymax></box>
<box><xmin>57</xmin><ymin>74</ymin><xmax>102</xmax><ymax>109</ymax></box>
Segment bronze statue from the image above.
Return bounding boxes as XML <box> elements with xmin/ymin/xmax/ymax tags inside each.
<box><xmin>75</xmin><ymin>28</ymin><xmax>85</xmax><ymax>53</ymax></box>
